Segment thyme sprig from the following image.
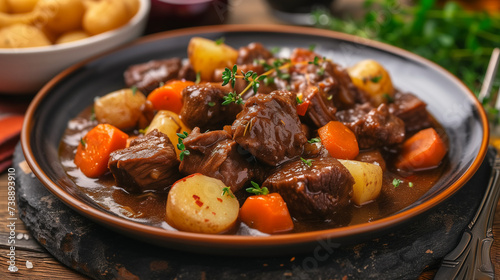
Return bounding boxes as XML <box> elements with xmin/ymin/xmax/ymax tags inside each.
<box><xmin>308</xmin><ymin>137</ymin><xmax>321</xmax><ymax>143</ymax></box>
<box><xmin>221</xmin><ymin>56</ymin><xmax>325</xmax><ymax>106</ymax></box>
<box><xmin>246</xmin><ymin>181</ymin><xmax>269</xmax><ymax>195</ymax></box>
<box><xmin>80</xmin><ymin>137</ymin><xmax>87</xmax><ymax>149</ymax></box>
<box><xmin>222</xmin><ymin>186</ymin><xmax>235</xmax><ymax>198</ymax></box>
<box><xmin>301</xmin><ymin>157</ymin><xmax>313</xmax><ymax>167</ymax></box>
<box><xmin>176</xmin><ymin>131</ymin><xmax>190</xmax><ymax>161</ymax></box>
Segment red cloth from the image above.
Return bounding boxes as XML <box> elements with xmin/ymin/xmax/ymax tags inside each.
<box><xmin>0</xmin><ymin>99</ymin><xmax>29</xmax><ymax>173</ymax></box>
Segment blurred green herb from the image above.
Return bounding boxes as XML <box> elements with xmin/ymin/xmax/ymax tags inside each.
<box><xmin>215</xmin><ymin>37</ymin><xmax>225</xmax><ymax>45</ymax></box>
<box><xmin>195</xmin><ymin>72</ymin><xmax>201</xmax><ymax>84</ymax></box>
<box><xmin>312</xmin><ymin>0</ymin><xmax>500</xmax><ymax>99</ymax></box>
<box><xmin>393</xmin><ymin>178</ymin><xmax>403</xmax><ymax>188</ymax></box>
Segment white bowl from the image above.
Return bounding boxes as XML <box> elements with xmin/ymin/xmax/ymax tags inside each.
<box><xmin>0</xmin><ymin>0</ymin><xmax>150</xmax><ymax>94</ymax></box>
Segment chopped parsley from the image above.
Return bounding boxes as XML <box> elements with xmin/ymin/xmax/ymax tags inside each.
<box><xmin>383</xmin><ymin>93</ymin><xmax>394</xmax><ymax>103</ymax></box>
<box><xmin>392</xmin><ymin>178</ymin><xmax>403</xmax><ymax>188</ymax></box>
<box><xmin>270</xmin><ymin>46</ymin><xmax>281</xmax><ymax>54</ymax></box>
<box><xmin>215</xmin><ymin>37</ymin><xmax>225</xmax><ymax>45</ymax></box>
<box><xmin>131</xmin><ymin>85</ymin><xmax>138</xmax><ymax>95</ymax></box>
<box><xmin>370</xmin><ymin>75</ymin><xmax>383</xmax><ymax>83</ymax></box>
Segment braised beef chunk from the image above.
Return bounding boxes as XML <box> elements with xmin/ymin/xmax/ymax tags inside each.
<box><xmin>232</xmin><ymin>90</ymin><xmax>307</xmax><ymax>166</ymax></box>
<box><xmin>180</xmin><ymin>83</ymin><xmax>242</xmax><ymax>131</ymax></box>
<box><xmin>263</xmin><ymin>157</ymin><xmax>354</xmax><ymax>225</ymax></box>
<box><xmin>237</xmin><ymin>42</ymin><xmax>274</xmax><ymax>65</ymax></box>
<box><xmin>336</xmin><ymin>103</ymin><xmax>405</xmax><ymax>149</ymax></box>
<box><xmin>355</xmin><ymin>150</ymin><xmax>386</xmax><ymax>171</ymax></box>
<box><xmin>327</xmin><ymin>63</ymin><xmax>370</xmax><ymax>109</ymax></box>
<box><xmin>179</xmin><ymin>128</ymin><xmax>255</xmax><ymax>193</ymax></box>
<box><xmin>178</xmin><ymin>62</ymin><xmax>197</xmax><ymax>81</ymax></box>
<box><xmin>124</xmin><ymin>58</ymin><xmax>195</xmax><ymax>95</ymax></box>
<box><xmin>287</xmin><ymin>51</ymin><xmax>368</xmax><ymax>128</ymax></box>
<box><xmin>303</xmin><ymin>142</ymin><xmax>331</xmax><ymax>159</ymax></box>
<box><xmin>301</xmin><ymin>85</ymin><xmax>337</xmax><ymax>128</ymax></box>
<box><xmin>108</xmin><ymin>129</ymin><xmax>180</xmax><ymax>193</ymax></box>
<box><xmin>213</xmin><ymin>64</ymin><xmax>276</xmax><ymax>96</ymax></box>
<box><xmin>388</xmin><ymin>92</ymin><xmax>431</xmax><ymax>133</ymax></box>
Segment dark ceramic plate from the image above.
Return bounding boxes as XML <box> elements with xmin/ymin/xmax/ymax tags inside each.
<box><xmin>21</xmin><ymin>25</ymin><xmax>489</xmax><ymax>255</ymax></box>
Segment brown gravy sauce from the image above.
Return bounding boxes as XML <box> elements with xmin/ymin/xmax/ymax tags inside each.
<box><xmin>59</xmin><ymin>107</ymin><xmax>449</xmax><ymax>235</ymax></box>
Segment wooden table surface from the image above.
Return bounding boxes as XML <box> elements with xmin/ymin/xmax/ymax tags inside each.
<box><xmin>1</xmin><ymin>0</ymin><xmax>499</xmax><ymax>279</ymax></box>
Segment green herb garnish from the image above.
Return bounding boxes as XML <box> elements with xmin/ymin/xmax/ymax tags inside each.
<box><xmin>309</xmin><ymin>56</ymin><xmax>320</xmax><ymax>66</ymax></box>
<box><xmin>131</xmin><ymin>86</ymin><xmax>138</xmax><ymax>96</ymax></box>
<box><xmin>301</xmin><ymin>157</ymin><xmax>313</xmax><ymax>167</ymax></box>
<box><xmin>270</xmin><ymin>46</ymin><xmax>281</xmax><ymax>54</ymax></box>
<box><xmin>222</xmin><ymin>187</ymin><xmax>235</xmax><ymax>198</ymax></box>
<box><xmin>176</xmin><ymin>131</ymin><xmax>190</xmax><ymax>161</ymax></box>
<box><xmin>215</xmin><ymin>37</ymin><xmax>225</xmax><ymax>45</ymax></box>
<box><xmin>90</xmin><ymin>106</ymin><xmax>96</xmax><ymax>121</ymax></box>
<box><xmin>393</xmin><ymin>178</ymin><xmax>403</xmax><ymax>188</ymax></box>
<box><xmin>222</xmin><ymin>92</ymin><xmax>244</xmax><ymax>105</ymax></box>
<box><xmin>370</xmin><ymin>75</ymin><xmax>383</xmax><ymax>83</ymax></box>
<box><xmin>80</xmin><ymin>137</ymin><xmax>86</xmax><ymax>148</ymax></box>
<box><xmin>220</xmin><ymin>55</ymin><xmax>327</xmax><ymax>105</ymax></box>
<box><xmin>312</xmin><ymin>0</ymin><xmax>500</xmax><ymax>96</ymax></box>
<box><xmin>195</xmin><ymin>72</ymin><xmax>201</xmax><ymax>84</ymax></box>
<box><xmin>296</xmin><ymin>96</ymin><xmax>304</xmax><ymax>104</ymax></box>
<box><xmin>308</xmin><ymin>137</ymin><xmax>321</xmax><ymax>143</ymax></box>
<box><xmin>409</xmin><ymin>182</ymin><xmax>414</xmax><ymax>188</ymax></box>
<box><xmin>383</xmin><ymin>93</ymin><xmax>394</xmax><ymax>103</ymax></box>
<box><xmin>208</xmin><ymin>101</ymin><xmax>216</xmax><ymax>107</ymax></box>
<box><xmin>246</xmin><ymin>181</ymin><xmax>269</xmax><ymax>195</ymax></box>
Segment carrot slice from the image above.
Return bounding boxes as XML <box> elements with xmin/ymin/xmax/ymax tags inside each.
<box><xmin>240</xmin><ymin>193</ymin><xmax>294</xmax><ymax>234</ymax></box>
<box><xmin>147</xmin><ymin>80</ymin><xmax>195</xmax><ymax>114</ymax></box>
<box><xmin>318</xmin><ymin>121</ymin><xmax>359</xmax><ymax>160</ymax></box>
<box><xmin>74</xmin><ymin>124</ymin><xmax>128</xmax><ymax>178</ymax></box>
<box><xmin>296</xmin><ymin>100</ymin><xmax>310</xmax><ymax>116</ymax></box>
<box><xmin>395</xmin><ymin>127</ymin><xmax>447</xmax><ymax>171</ymax></box>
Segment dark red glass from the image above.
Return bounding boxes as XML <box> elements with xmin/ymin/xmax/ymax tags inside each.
<box><xmin>146</xmin><ymin>0</ymin><xmax>230</xmax><ymax>34</ymax></box>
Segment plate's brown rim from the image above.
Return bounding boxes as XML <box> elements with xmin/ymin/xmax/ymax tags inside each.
<box><xmin>21</xmin><ymin>24</ymin><xmax>489</xmax><ymax>248</ymax></box>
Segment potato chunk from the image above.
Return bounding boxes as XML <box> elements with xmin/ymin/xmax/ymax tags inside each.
<box><xmin>145</xmin><ymin>110</ymin><xmax>191</xmax><ymax>159</ymax></box>
<box><xmin>82</xmin><ymin>0</ymin><xmax>132</xmax><ymax>35</ymax></box>
<box><xmin>347</xmin><ymin>59</ymin><xmax>394</xmax><ymax>105</ymax></box>
<box><xmin>56</xmin><ymin>30</ymin><xmax>89</xmax><ymax>44</ymax></box>
<box><xmin>166</xmin><ymin>174</ymin><xmax>239</xmax><ymax>234</ymax></box>
<box><xmin>0</xmin><ymin>0</ymin><xmax>9</xmax><ymax>13</ymax></box>
<box><xmin>94</xmin><ymin>88</ymin><xmax>146</xmax><ymax>130</ymax></box>
<box><xmin>188</xmin><ymin>37</ymin><xmax>238</xmax><ymax>81</ymax></box>
<box><xmin>0</xmin><ymin>24</ymin><xmax>51</xmax><ymax>48</ymax></box>
<box><xmin>338</xmin><ymin>159</ymin><xmax>382</xmax><ymax>206</ymax></box>
<box><xmin>35</xmin><ymin>0</ymin><xmax>85</xmax><ymax>34</ymax></box>
<box><xmin>7</xmin><ymin>0</ymin><xmax>37</xmax><ymax>13</ymax></box>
